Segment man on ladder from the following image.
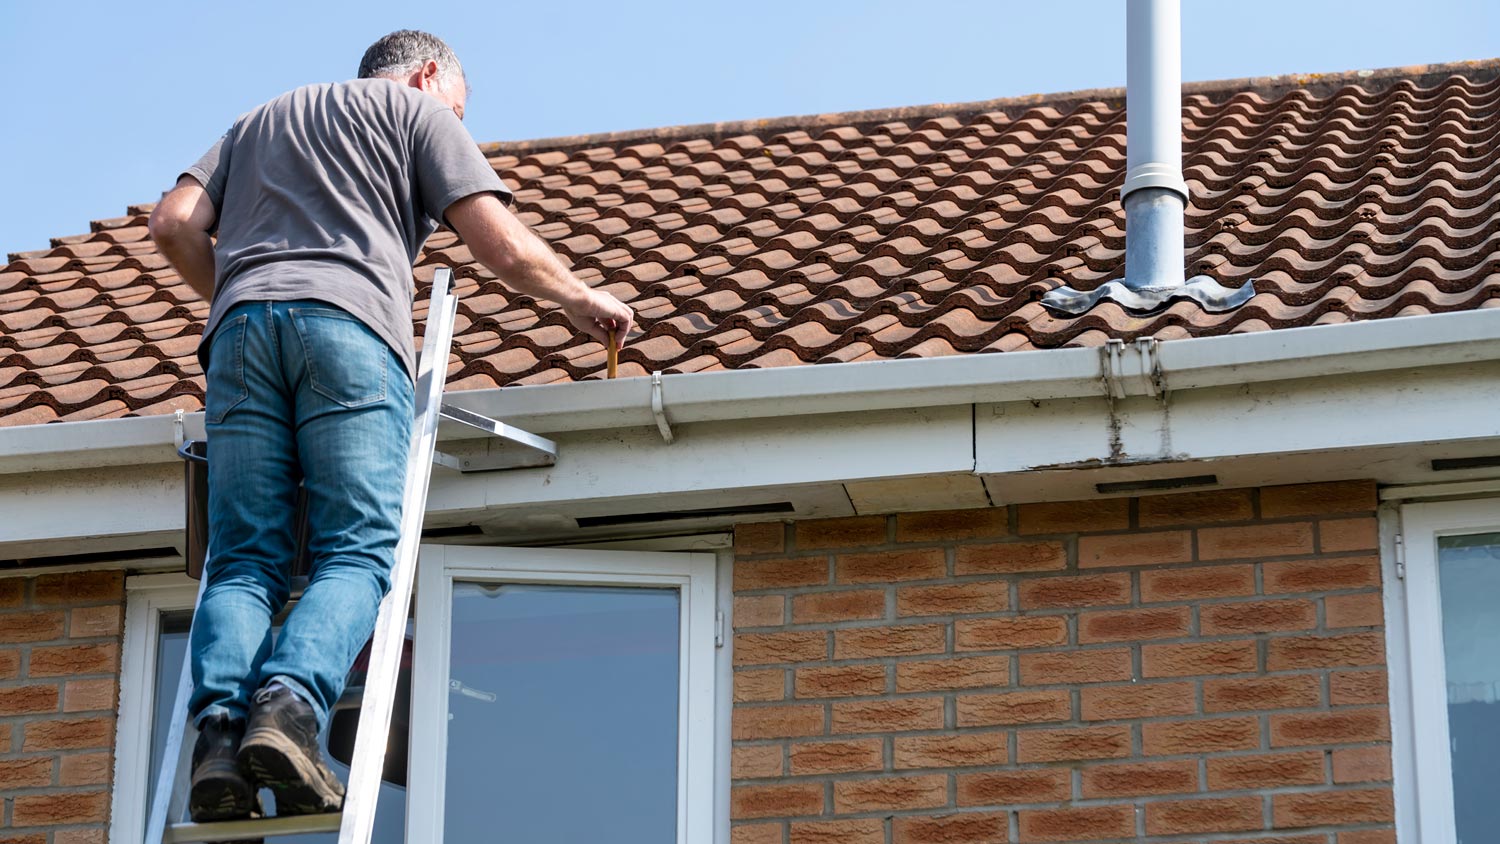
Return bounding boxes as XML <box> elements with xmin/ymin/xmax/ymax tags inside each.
<box><xmin>148</xmin><ymin>29</ymin><xmax>633</xmax><ymax>826</ymax></box>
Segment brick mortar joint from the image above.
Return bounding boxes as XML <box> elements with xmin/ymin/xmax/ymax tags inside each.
<box><xmin>733</xmin><ymin>546</ymin><xmax>1382</xmax><ymax>571</ymax></box>
<box><xmin>736</xmin><ymin>584</ymin><xmax>1385</xmax><ymax>613</ymax></box>
<box><xmin>0</xmin><ymin>636</ymin><xmax>123</xmax><ymax>649</ymax></box>
<box><xmin>739</xmin><ymin>515</ymin><xmax>1376</xmax><ymax>553</ymax></box>
<box><xmin>727</xmin><ymin>806</ymin><xmax>1394</xmax><ymax>829</ymax></box>
<box><xmin>731</xmin><ymin>769</ymin><xmax>1395</xmax><ymax>795</ymax></box>
<box><xmin>736</xmin><ymin>630</ymin><xmax>1386</xmax><ymax>656</ymax></box>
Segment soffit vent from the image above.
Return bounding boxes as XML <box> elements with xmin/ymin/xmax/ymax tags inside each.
<box><xmin>576</xmin><ymin>502</ymin><xmax>795</xmax><ymax>529</ymax></box>
<box><xmin>1432</xmin><ymin>455</ymin><xmax>1500</xmax><ymax>472</ymax></box>
<box><xmin>1095</xmin><ymin>474</ymin><xmax>1218</xmax><ymax>494</ymax></box>
<box><xmin>0</xmin><ymin>546</ymin><xmax>180</xmax><ymax>570</ymax></box>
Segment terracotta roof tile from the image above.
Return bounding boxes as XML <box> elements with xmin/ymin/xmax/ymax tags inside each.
<box><xmin>3</xmin><ymin>61</ymin><xmax>1499</xmax><ymax>426</ymax></box>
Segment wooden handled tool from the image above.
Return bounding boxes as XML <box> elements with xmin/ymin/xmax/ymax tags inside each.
<box><xmin>607</xmin><ymin>328</ymin><xmax>619</xmax><ymax>380</ymax></box>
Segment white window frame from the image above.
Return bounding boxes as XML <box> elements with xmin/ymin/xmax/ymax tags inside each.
<box><xmin>111</xmin><ymin>571</ymin><xmax>198</xmax><ymax>844</ymax></box>
<box><xmin>1389</xmin><ymin>498</ymin><xmax>1500</xmax><ymax>843</ymax></box>
<box><xmin>406</xmin><ymin>543</ymin><xmax>719</xmax><ymax>844</ymax></box>
<box><xmin>111</xmin><ymin>545</ymin><xmax>724</xmax><ymax>844</ymax></box>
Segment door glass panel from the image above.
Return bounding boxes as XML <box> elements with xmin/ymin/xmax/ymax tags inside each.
<box><xmin>1438</xmin><ymin>531</ymin><xmax>1500</xmax><ymax>844</ymax></box>
<box><xmin>445</xmin><ymin>583</ymin><xmax>680</xmax><ymax>843</ymax></box>
<box><xmin>145</xmin><ymin>611</ymin><xmax>406</xmax><ymax>843</ymax></box>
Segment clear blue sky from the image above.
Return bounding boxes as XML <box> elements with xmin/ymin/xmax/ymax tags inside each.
<box><xmin>2</xmin><ymin>0</ymin><xmax>1494</xmax><ymax>259</ymax></box>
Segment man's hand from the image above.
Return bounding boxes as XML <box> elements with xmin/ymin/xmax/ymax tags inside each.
<box><xmin>148</xmin><ymin>176</ymin><xmax>218</xmax><ymax>302</ymax></box>
<box><xmin>447</xmin><ymin>193</ymin><xmax>636</xmax><ymax>350</ymax></box>
<box><xmin>563</xmin><ymin>287</ymin><xmax>635</xmax><ymax>349</ymax></box>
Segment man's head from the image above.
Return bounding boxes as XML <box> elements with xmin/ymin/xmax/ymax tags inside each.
<box><xmin>358</xmin><ymin>30</ymin><xmax>468</xmax><ymax>119</ymax></box>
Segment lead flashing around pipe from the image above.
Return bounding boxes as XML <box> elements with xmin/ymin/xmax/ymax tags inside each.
<box><xmin>0</xmin><ymin>310</ymin><xmax>1498</xmax><ymax>476</ymax></box>
<box><xmin>1044</xmin><ymin>189</ymin><xmax>1255</xmax><ymax>313</ymax></box>
<box><xmin>1046</xmin><ymin>187</ymin><xmax>1252</xmax><ymax>313</ymax></box>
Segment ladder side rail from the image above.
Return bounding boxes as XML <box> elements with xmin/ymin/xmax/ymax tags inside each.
<box><xmin>145</xmin><ymin>573</ymin><xmax>210</xmax><ymax>843</ymax></box>
<box><xmin>337</xmin><ymin>267</ymin><xmax>459</xmax><ymax>844</ymax></box>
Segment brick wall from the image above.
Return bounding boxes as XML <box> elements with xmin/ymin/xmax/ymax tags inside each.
<box><xmin>0</xmin><ymin>571</ymin><xmax>123</xmax><ymax>844</ymax></box>
<box><xmin>730</xmin><ymin>481</ymin><xmax>1393</xmax><ymax>844</ymax></box>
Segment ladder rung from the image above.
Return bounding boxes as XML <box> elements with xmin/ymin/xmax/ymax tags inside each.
<box><xmin>165</xmin><ymin>812</ymin><xmax>343</xmax><ymax>842</ymax></box>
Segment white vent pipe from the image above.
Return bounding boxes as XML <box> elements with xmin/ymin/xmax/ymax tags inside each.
<box><xmin>1121</xmin><ymin>0</ymin><xmax>1190</xmax><ymax>291</ymax></box>
<box><xmin>1041</xmin><ymin>0</ymin><xmax>1253</xmax><ymax>314</ymax></box>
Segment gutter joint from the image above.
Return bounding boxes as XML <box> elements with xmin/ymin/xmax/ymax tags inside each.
<box><xmin>1101</xmin><ymin>338</ymin><xmax>1167</xmax><ymax>400</ymax></box>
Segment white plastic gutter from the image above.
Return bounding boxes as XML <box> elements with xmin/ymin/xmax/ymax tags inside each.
<box><xmin>2</xmin><ymin>309</ymin><xmax>1499</xmax><ymax>475</ymax></box>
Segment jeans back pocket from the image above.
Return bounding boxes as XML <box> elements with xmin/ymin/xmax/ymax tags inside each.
<box><xmin>204</xmin><ymin>314</ymin><xmax>249</xmax><ymax>424</ymax></box>
<box><xmin>290</xmin><ymin>308</ymin><xmax>389</xmax><ymax>408</ymax></box>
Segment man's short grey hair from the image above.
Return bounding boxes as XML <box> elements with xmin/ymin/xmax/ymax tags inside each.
<box><xmin>358</xmin><ymin>30</ymin><xmax>466</xmax><ymax>91</ymax></box>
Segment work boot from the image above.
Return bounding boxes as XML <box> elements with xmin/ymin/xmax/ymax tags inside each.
<box><xmin>189</xmin><ymin>714</ymin><xmax>262</xmax><ymax>822</ymax></box>
<box><xmin>237</xmin><ymin>684</ymin><xmax>345</xmax><ymax>816</ymax></box>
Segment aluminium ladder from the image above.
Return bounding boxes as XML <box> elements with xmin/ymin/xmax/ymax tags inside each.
<box><xmin>146</xmin><ymin>268</ymin><xmax>558</xmax><ymax>843</ymax></box>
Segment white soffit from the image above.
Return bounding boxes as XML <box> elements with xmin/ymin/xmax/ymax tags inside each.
<box><xmin>844</xmin><ymin>474</ymin><xmax>992</xmax><ymax>514</ymax></box>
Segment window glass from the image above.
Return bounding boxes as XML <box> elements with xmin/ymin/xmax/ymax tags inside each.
<box><xmin>1438</xmin><ymin>531</ymin><xmax>1500</xmax><ymax>844</ymax></box>
<box><xmin>146</xmin><ymin>612</ymin><xmax>191</xmax><ymax>812</ymax></box>
<box><xmin>444</xmin><ymin>583</ymin><xmax>681</xmax><ymax>843</ymax></box>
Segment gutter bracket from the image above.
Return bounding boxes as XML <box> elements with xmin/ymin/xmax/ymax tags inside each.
<box><xmin>172</xmin><ymin>409</ymin><xmax>186</xmax><ymax>450</ymax></box>
<box><xmin>1102</xmin><ymin>341</ymin><xmax>1127</xmax><ymax>400</ymax></box>
<box><xmin>651</xmin><ymin>371</ymin><xmax>676</xmax><ymax>444</ymax></box>
<box><xmin>1135</xmin><ymin>337</ymin><xmax>1167</xmax><ymax>399</ymax></box>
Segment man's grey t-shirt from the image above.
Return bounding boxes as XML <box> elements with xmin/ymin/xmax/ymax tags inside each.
<box><xmin>185</xmin><ymin>78</ymin><xmax>511</xmax><ymax>380</ymax></box>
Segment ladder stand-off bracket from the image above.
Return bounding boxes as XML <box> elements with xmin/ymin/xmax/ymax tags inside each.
<box><xmin>431</xmin><ymin>403</ymin><xmax>559</xmax><ymax>472</ymax></box>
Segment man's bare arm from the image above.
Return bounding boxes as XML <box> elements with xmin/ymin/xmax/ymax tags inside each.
<box><xmin>148</xmin><ymin>176</ymin><xmax>218</xmax><ymax>302</ymax></box>
<box><xmin>445</xmin><ymin>193</ymin><xmax>635</xmax><ymax>348</ymax></box>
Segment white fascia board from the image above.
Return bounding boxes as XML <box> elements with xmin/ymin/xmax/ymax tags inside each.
<box><xmin>977</xmin><ymin>359</ymin><xmax>1500</xmax><ymax>503</ymax></box>
<box><xmin>2</xmin><ymin>309</ymin><xmax>1498</xmax><ymax>477</ymax></box>
<box><xmin>428</xmin><ymin>405</ymin><xmax>973</xmax><ymax>513</ymax></box>
<box><xmin>0</xmin><ymin>462</ymin><xmax>183</xmax><ymax>551</ymax></box>
<box><xmin>979</xmin><ymin>359</ymin><xmax>1500</xmax><ymax>475</ymax></box>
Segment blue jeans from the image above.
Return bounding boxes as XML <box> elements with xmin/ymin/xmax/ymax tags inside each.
<box><xmin>190</xmin><ymin>300</ymin><xmax>413</xmax><ymax>732</ymax></box>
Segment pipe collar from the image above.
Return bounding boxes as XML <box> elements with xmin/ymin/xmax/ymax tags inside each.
<box><xmin>1122</xmin><ymin>163</ymin><xmax>1189</xmax><ymax>200</ymax></box>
